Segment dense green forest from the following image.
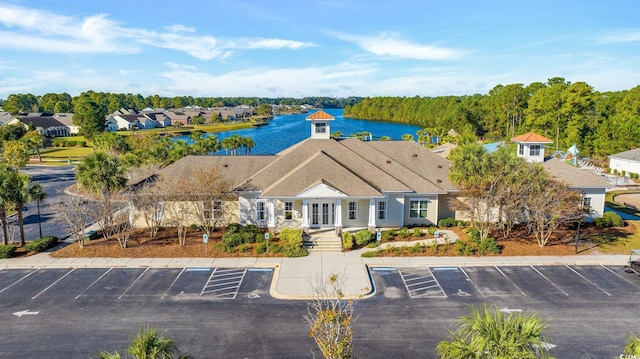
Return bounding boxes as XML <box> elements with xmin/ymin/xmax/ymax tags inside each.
<box><xmin>344</xmin><ymin>77</ymin><xmax>640</xmax><ymax>159</ymax></box>
<box><xmin>0</xmin><ymin>92</ymin><xmax>362</xmax><ymax>115</ymax></box>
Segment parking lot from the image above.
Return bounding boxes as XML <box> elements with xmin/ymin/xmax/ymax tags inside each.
<box><xmin>371</xmin><ymin>264</ymin><xmax>640</xmax><ymax>300</ymax></box>
<box><xmin>0</xmin><ymin>267</ymin><xmax>274</xmax><ymax>305</ymax></box>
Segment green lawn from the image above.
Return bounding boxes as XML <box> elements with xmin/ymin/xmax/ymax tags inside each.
<box><xmin>39</xmin><ymin>146</ymin><xmax>93</xmax><ymax>160</ymax></box>
<box><xmin>583</xmin><ymin>220</ymin><xmax>640</xmax><ymax>254</ymax></box>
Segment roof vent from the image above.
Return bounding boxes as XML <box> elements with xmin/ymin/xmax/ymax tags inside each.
<box><xmin>437</xmin><ymin>165</ymin><xmax>442</xmax><ymax>168</ymax></box>
<box><xmin>386</xmin><ymin>160</ymin><xmax>391</xmax><ymax>164</ymax></box>
<box><xmin>413</xmin><ymin>153</ymin><xmax>418</xmax><ymax>157</ymax></box>
<box><xmin>437</xmin><ymin>179</ymin><xmax>442</xmax><ymax>183</ymax></box>
<box><xmin>223</xmin><ymin>164</ymin><xmax>228</xmax><ymax>168</ymax></box>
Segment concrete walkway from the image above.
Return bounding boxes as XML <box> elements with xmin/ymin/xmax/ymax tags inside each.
<box><xmin>0</xmin><ymin>232</ymin><xmax>629</xmax><ymax>300</ymax></box>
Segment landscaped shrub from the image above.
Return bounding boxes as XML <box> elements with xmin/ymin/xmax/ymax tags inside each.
<box><xmin>355</xmin><ymin>229</ymin><xmax>373</xmax><ymax>246</ymax></box>
<box><xmin>278</xmin><ymin>228</ymin><xmax>307</xmax><ymax>257</ymax></box>
<box><xmin>342</xmin><ymin>231</ymin><xmax>354</xmax><ymax>250</ymax></box>
<box><xmin>456</xmin><ymin>228</ymin><xmax>501</xmax><ymax>255</ymax></box>
<box><xmin>0</xmin><ymin>245</ymin><xmax>16</xmax><ymax>258</ymax></box>
<box><xmin>361</xmin><ymin>251</ymin><xmax>379</xmax><ymax>258</ymax></box>
<box><xmin>222</xmin><ymin>224</ymin><xmax>262</xmax><ymax>246</ymax></box>
<box><xmin>396</xmin><ymin>227</ymin><xmax>410</xmax><ymax>239</ymax></box>
<box><xmin>366</xmin><ymin>242</ymin><xmax>378</xmax><ymax>248</ymax></box>
<box><xmin>427</xmin><ymin>226</ymin><xmax>437</xmax><ymax>235</ymax></box>
<box><xmin>381</xmin><ymin>229</ymin><xmax>395</xmax><ymax>241</ymax></box>
<box><xmin>279</xmin><ymin>228</ymin><xmax>303</xmax><ymax>248</ymax></box>
<box><xmin>410</xmin><ymin>242</ymin><xmax>424</xmax><ymax>253</ymax></box>
<box><xmin>438</xmin><ymin>217</ymin><xmax>457</xmax><ymax>227</ymax></box>
<box><xmin>24</xmin><ymin>236</ymin><xmax>58</xmax><ymax>253</ymax></box>
<box><xmin>268</xmin><ymin>242</ymin><xmax>281</xmax><ymax>253</ymax></box>
<box><xmin>412</xmin><ymin>228</ymin><xmax>423</xmax><ymax>237</ymax></box>
<box><xmin>605</xmin><ymin>167</ymin><xmax>611</xmax><ymax>174</ymax></box>
<box><xmin>477</xmin><ymin>238</ymin><xmax>501</xmax><ymax>255</ymax></box>
<box><xmin>596</xmin><ymin>212</ymin><xmax>624</xmax><ymax>228</ymax></box>
<box><xmin>254</xmin><ymin>242</ymin><xmax>267</xmax><ymax>255</ymax></box>
<box><xmin>237</xmin><ymin>243</ymin><xmax>251</xmax><ymax>253</ymax></box>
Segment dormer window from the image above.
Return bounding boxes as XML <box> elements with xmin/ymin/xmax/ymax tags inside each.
<box><xmin>315</xmin><ymin>122</ymin><xmax>326</xmax><ymax>134</ymax></box>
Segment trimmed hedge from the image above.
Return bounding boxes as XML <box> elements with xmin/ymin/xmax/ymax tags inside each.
<box><xmin>595</xmin><ymin>212</ymin><xmax>624</xmax><ymax>228</ymax></box>
<box><xmin>0</xmin><ymin>245</ymin><xmax>16</xmax><ymax>258</ymax></box>
<box><xmin>24</xmin><ymin>236</ymin><xmax>59</xmax><ymax>253</ymax></box>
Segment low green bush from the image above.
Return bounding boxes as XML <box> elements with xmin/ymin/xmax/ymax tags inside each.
<box><xmin>237</xmin><ymin>243</ymin><xmax>251</xmax><ymax>253</ymax></box>
<box><xmin>355</xmin><ymin>229</ymin><xmax>373</xmax><ymax>245</ymax></box>
<box><xmin>24</xmin><ymin>236</ymin><xmax>58</xmax><ymax>253</ymax></box>
<box><xmin>0</xmin><ymin>245</ymin><xmax>16</xmax><ymax>258</ymax></box>
<box><xmin>396</xmin><ymin>227</ymin><xmax>410</xmax><ymax>239</ymax></box>
<box><xmin>596</xmin><ymin>212</ymin><xmax>624</xmax><ymax>228</ymax></box>
<box><xmin>342</xmin><ymin>232</ymin><xmax>354</xmax><ymax>250</ymax></box>
<box><xmin>438</xmin><ymin>217</ymin><xmax>457</xmax><ymax>227</ymax></box>
<box><xmin>282</xmin><ymin>246</ymin><xmax>308</xmax><ymax>257</ymax></box>
<box><xmin>409</xmin><ymin>243</ymin><xmax>424</xmax><ymax>254</ymax></box>
<box><xmin>254</xmin><ymin>242</ymin><xmax>267</xmax><ymax>255</ymax></box>
<box><xmin>366</xmin><ymin>242</ymin><xmax>378</xmax><ymax>248</ymax></box>
<box><xmin>381</xmin><ymin>230</ymin><xmax>395</xmax><ymax>241</ymax></box>
<box><xmin>427</xmin><ymin>226</ymin><xmax>437</xmax><ymax>235</ymax></box>
<box><xmin>279</xmin><ymin>228</ymin><xmax>303</xmax><ymax>248</ymax></box>
<box><xmin>361</xmin><ymin>251</ymin><xmax>379</xmax><ymax>258</ymax></box>
<box><xmin>412</xmin><ymin>228</ymin><xmax>423</xmax><ymax>237</ymax></box>
<box><xmin>268</xmin><ymin>243</ymin><xmax>282</xmax><ymax>253</ymax></box>
<box><xmin>478</xmin><ymin>238</ymin><xmax>501</xmax><ymax>255</ymax></box>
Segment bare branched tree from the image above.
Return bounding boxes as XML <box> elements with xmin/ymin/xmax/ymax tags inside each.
<box><xmin>133</xmin><ymin>185</ymin><xmax>165</xmax><ymax>241</ymax></box>
<box><xmin>524</xmin><ymin>179</ymin><xmax>583</xmax><ymax>247</ymax></box>
<box><xmin>305</xmin><ymin>274</ymin><xmax>358</xmax><ymax>359</ymax></box>
<box><xmin>50</xmin><ymin>194</ymin><xmax>96</xmax><ymax>248</ymax></box>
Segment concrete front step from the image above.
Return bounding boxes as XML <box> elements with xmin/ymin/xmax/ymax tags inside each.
<box><xmin>304</xmin><ymin>236</ymin><xmax>343</xmax><ymax>252</ymax></box>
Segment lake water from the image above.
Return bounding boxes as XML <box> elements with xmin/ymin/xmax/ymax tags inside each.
<box><xmin>176</xmin><ymin>108</ymin><xmax>423</xmax><ymax>155</ymax></box>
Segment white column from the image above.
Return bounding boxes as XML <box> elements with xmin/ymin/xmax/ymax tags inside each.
<box><xmin>268</xmin><ymin>199</ymin><xmax>275</xmax><ymax>228</ymax></box>
<box><xmin>335</xmin><ymin>200</ymin><xmax>342</xmax><ymax>227</ymax></box>
<box><xmin>368</xmin><ymin>198</ymin><xmax>376</xmax><ymax>229</ymax></box>
<box><xmin>302</xmin><ymin>200</ymin><xmax>309</xmax><ymax>229</ymax></box>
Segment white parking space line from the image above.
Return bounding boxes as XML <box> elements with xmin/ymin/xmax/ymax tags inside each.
<box><xmin>494</xmin><ymin>266</ymin><xmax>527</xmax><ymax>296</ymax></box>
<box><xmin>75</xmin><ymin>268</ymin><xmax>111</xmax><ymax>300</ymax></box>
<box><xmin>459</xmin><ymin>267</ymin><xmax>485</xmax><ymax>298</ymax></box>
<box><xmin>31</xmin><ymin>269</ymin><xmax>75</xmax><ymax>300</ymax></box>
<box><xmin>530</xmin><ymin>265</ymin><xmax>569</xmax><ymax>296</ymax></box>
<box><xmin>0</xmin><ymin>269</ymin><xmax>39</xmax><ymax>294</ymax></box>
<box><xmin>601</xmin><ymin>265</ymin><xmax>628</xmax><ymax>280</ymax></box>
<box><xmin>161</xmin><ymin>268</ymin><xmax>186</xmax><ymax>300</ymax></box>
<box><xmin>399</xmin><ymin>268</ymin><xmax>447</xmax><ymax>298</ymax></box>
<box><xmin>564</xmin><ymin>265</ymin><xmax>611</xmax><ymax>296</ymax></box>
<box><xmin>201</xmin><ymin>268</ymin><xmax>247</xmax><ymax>299</ymax></box>
<box><xmin>118</xmin><ymin>268</ymin><xmax>150</xmax><ymax>299</ymax></box>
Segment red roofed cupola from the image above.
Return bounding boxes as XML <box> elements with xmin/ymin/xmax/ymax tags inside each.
<box><xmin>306</xmin><ymin>110</ymin><xmax>334</xmax><ymax>139</ymax></box>
<box><xmin>510</xmin><ymin>131</ymin><xmax>553</xmax><ymax>163</ymax></box>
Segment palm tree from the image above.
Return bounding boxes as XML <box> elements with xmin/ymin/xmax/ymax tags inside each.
<box><xmin>76</xmin><ymin>152</ymin><xmax>126</xmax><ymax>199</ymax></box>
<box><xmin>2</xmin><ymin>168</ymin><xmax>32</xmax><ymax>246</ymax></box>
<box><xmin>23</xmin><ymin>130</ymin><xmax>44</xmax><ymax>162</ymax></box>
<box><xmin>241</xmin><ymin>136</ymin><xmax>256</xmax><ymax>155</ymax></box>
<box><xmin>0</xmin><ymin>166</ymin><xmax>10</xmax><ymax>245</ymax></box>
<box><xmin>28</xmin><ymin>182</ymin><xmax>47</xmax><ymax>239</ymax></box>
<box><xmin>436</xmin><ymin>304</ymin><xmax>552</xmax><ymax>359</ymax></box>
<box><xmin>97</xmin><ymin>326</ymin><xmax>192</xmax><ymax>359</ymax></box>
<box><xmin>625</xmin><ymin>333</ymin><xmax>640</xmax><ymax>355</ymax></box>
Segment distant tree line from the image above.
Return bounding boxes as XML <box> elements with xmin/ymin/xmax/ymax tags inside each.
<box><xmin>344</xmin><ymin>77</ymin><xmax>640</xmax><ymax>159</ymax></box>
<box><xmin>0</xmin><ymin>92</ymin><xmax>362</xmax><ymax>115</ymax></box>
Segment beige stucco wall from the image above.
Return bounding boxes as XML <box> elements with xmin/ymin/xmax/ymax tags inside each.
<box><xmin>131</xmin><ymin>200</ymin><xmax>237</xmax><ymax>229</ymax></box>
<box><xmin>403</xmin><ymin>195</ymin><xmax>438</xmax><ymax>226</ymax></box>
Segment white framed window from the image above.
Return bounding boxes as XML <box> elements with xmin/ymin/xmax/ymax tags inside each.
<box><xmin>348</xmin><ymin>201</ymin><xmax>357</xmax><ymax>220</ymax></box>
<box><xmin>257</xmin><ymin>201</ymin><xmax>266</xmax><ymax>221</ymax></box>
<box><xmin>315</xmin><ymin>122</ymin><xmax>326</xmax><ymax>133</ymax></box>
<box><xmin>529</xmin><ymin>145</ymin><xmax>541</xmax><ymax>156</ymax></box>
<box><xmin>518</xmin><ymin>144</ymin><xmax>524</xmax><ymax>155</ymax></box>
<box><xmin>409</xmin><ymin>199</ymin><xmax>429</xmax><ymax>219</ymax></box>
<box><xmin>582</xmin><ymin>197</ymin><xmax>592</xmax><ymax>213</ymax></box>
<box><xmin>204</xmin><ymin>200</ymin><xmax>223</xmax><ymax>220</ymax></box>
<box><xmin>284</xmin><ymin>201</ymin><xmax>293</xmax><ymax>220</ymax></box>
<box><xmin>378</xmin><ymin>201</ymin><xmax>387</xmax><ymax>220</ymax></box>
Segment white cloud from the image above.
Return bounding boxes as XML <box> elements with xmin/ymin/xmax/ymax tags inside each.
<box><xmin>333</xmin><ymin>31</ymin><xmax>466</xmax><ymax>60</ymax></box>
<box><xmin>0</xmin><ymin>4</ymin><xmax>314</xmax><ymax>59</ymax></box>
<box><xmin>596</xmin><ymin>29</ymin><xmax>640</xmax><ymax>44</ymax></box>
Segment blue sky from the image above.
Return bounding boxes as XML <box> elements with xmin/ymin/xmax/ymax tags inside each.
<box><xmin>0</xmin><ymin>0</ymin><xmax>639</xmax><ymax>99</ymax></box>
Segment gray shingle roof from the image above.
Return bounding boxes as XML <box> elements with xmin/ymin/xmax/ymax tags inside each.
<box><xmin>161</xmin><ymin>138</ymin><xmax>459</xmax><ymax>198</ymax></box>
<box><xmin>542</xmin><ymin>158</ymin><xmax>611</xmax><ymax>188</ymax></box>
<box><xmin>609</xmin><ymin>148</ymin><xmax>640</xmax><ymax>162</ymax></box>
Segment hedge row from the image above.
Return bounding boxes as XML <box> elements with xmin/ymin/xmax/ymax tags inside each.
<box><xmin>24</xmin><ymin>236</ymin><xmax>59</xmax><ymax>253</ymax></box>
<box><xmin>0</xmin><ymin>245</ymin><xmax>16</xmax><ymax>258</ymax></box>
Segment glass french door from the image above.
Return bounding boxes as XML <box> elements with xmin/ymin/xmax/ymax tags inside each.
<box><xmin>311</xmin><ymin>202</ymin><xmax>334</xmax><ymax>227</ymax></box>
